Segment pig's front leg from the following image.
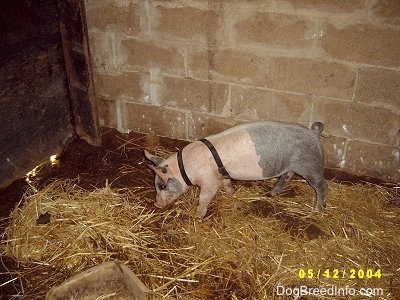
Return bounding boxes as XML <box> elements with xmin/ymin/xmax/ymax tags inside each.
<box><xmin>196</xmin><ymin>183</ymin><xmax>221</xmax><ymax>218</ymax></box>
<box><xmin>222</xmin><ymin>178</ymin><xmax>234</xmax><ymax>195</ymax></box>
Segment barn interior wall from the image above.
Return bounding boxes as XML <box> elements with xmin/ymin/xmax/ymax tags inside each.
<box><xmin>0</xmin><ymin>0</ymin><xmax>74</xmax><ymax>189</ymax></box>
<box><xmin>84</xmin><ymin>0</ymin><xmax>400</xmax><ymax>182</ymax></box>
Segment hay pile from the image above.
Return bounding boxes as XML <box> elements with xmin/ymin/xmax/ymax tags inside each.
<box><xmin>1</xmin><ymin>168</ymin><xmax>399</xmax><ymax>299</ymax></box>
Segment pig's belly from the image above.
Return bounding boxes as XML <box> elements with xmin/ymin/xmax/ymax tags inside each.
<box><xmin>211</xmin><ymin>131</ymin><xmax>266</xmax><ymax>181</ymax></box>
<box><xmin>226</xmin><ymin>157</ymin><xmax>264</xmax><ymax>180</ymax></box>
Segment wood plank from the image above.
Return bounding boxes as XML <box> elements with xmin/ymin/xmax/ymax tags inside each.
<box><xmin>59</xmin><ymin>0</ymin><xmax>101</xmax><ymax>146</ymax></box>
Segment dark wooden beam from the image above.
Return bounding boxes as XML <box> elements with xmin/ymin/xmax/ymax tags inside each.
<box><xmin>58</xmin><ymin>0</ymin><xmax>101</xmax><ymax>146</ymax></box>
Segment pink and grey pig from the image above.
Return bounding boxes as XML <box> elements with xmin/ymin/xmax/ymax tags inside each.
<box><xmin>145</xmin><ymin>121</ymin><xmax>326</xmax><ymax>218</ymax></box>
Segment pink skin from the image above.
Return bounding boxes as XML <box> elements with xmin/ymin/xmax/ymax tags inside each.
<box><xmin>145</xmin><ymin>127</ymin><xmax>265</xmax><ymax>218</ymax></box>
<box><xmin>154</xmin><ymin>196</ymin><xmax>164</xmax><ymax>208</ymax></box>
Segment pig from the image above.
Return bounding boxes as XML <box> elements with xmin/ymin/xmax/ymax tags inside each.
<box><xmin>145</xmin><ymin>121</ymin><xmax>326</xmax><ymax>218</ymax></box>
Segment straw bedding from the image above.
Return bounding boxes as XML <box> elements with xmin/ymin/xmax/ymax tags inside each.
<box><xmin>1</xmin><ymin>148</ymin><xmax>399</xmax><ymax>299</ymax></box>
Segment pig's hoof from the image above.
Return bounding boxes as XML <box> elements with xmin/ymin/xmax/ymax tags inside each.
<box><xmin>196</xmin><ymin>208</ymin><xmax>207</xmax><ymax>219</ymax></box>
<box><xmin>314</xmin><ymin>202</ymin><xmax>326</xmax><ymax>212</ymax></box>
<box><xmin>269</xmin><ymin>190</ymin><xmax>278</xmax><ymax>197</ymax></box>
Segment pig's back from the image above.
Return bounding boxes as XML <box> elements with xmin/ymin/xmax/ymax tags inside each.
<box><xmin>205</xmin><ymin>122</ymin><xmax>323</xmax><ymax>180</ymax></box>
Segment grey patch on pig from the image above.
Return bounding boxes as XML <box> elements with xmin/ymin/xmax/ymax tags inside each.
<box><xmin>246</xmin><ymin>123</ymin><xmax>323</xmax><ymax>178</ymax></box>
<box><xmin>149</xmin><ymin>156</ymin><xmax>164</xmax><ymax>166</ymax></box>
<box><xmin>156</xmin><ymin>176</ymin><xmax>184</xmax><ymax>202</ymax></box>
<box><xmin>246</xmin><ymin>122</ymin><xmax>326</xmax><ymax>209</ymax></box>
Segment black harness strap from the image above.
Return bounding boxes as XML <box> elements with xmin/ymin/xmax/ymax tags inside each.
<box><xmin>177</xmin><ymin>149</ymin><xmax>192</xmax><ymax>186</ymax></box>
<box><xmin>200</xmin><ymin>138</ymin><xmax>231</xmax><ymax>179</ymax></box>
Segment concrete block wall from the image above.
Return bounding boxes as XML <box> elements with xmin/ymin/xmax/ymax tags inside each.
<box><xmin>85</xmin><ymin>0</ymin><xmax>400</xmax><ymax>182</ymax></box>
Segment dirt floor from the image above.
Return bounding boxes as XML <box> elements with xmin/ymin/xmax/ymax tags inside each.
<box><xmin>0</xmin><ymin>129</ymin><xmax>188</xmax><ymax>298</ymax></box>
<box><xmin>0</xmin><ymin>128</ymin><xmax>394</xmax><ymax>299</ymax></box>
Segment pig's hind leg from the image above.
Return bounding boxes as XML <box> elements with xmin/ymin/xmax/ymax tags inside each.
<box><xmin>270</xmin><ymin>171</ymin><xmax>294</xmax><ymax>196</ymax></box>
<box><xmin>302</xmin><ymin>174</ymin><xmax>327</xmax><ymax>211</ymax></box>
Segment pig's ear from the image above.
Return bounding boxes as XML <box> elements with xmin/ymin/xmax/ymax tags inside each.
<box><xmin>148</xmin><ymin>164</ymin><xmax>172</xmax><ymax>185</ymax></box>
<box><xmin>144</xmin><ymin>150</ymin><xmax>164</xmax><ymax>165</ymax></box>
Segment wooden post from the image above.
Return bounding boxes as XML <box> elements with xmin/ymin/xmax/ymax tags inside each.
<box><xmin>58</xmin><ymin>0</ymin><xmax>101</xmax><ymax>146</ymax></box>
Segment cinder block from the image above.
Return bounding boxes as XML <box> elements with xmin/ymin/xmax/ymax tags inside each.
<box><xmin>124</xmin><ymin>103</ymin><xmax>187</xmax><ymax>139</ymax></box>
<box><xmin>355</xmin><ymin>67</ymin><xmax>400</xmax><ymax>111</ymax></box>
<box><xmin>320</xmin><ymin>22</ymin><xmax>400</xmax><ymax>67</ymax></box>
<box><xmin>162</xmin><ymin>77</ymin><xmax>230</xmax><ymax>114</ymax></box>
<box><xmin>320</xmin><ymin>135</ymin><xmax>347</xmax><ymax>169</ymax></box>
<box><xmin>86</xmin><ymin>1</ymin><xmax>140</xmax><ymax>36</ymax></box>
<box><xmin>313</xmin><ymin>97</ymin><xmax>400</xmax><ymax>145</ymax></box>
<box><xmin>231</xmin><ymin>85</ymin><xmax>311</xmax><ymax>124</ymax></box>
<box><xmin>154</xmin><ymin>6</ymin><xmax>220</xmax><ymax>42</ymax></box>
<box><xmin>188</xmin><ymin>112</ymin><xmax>238</xmax><ymax>140</ymax></box>
<box><xmin>97</xmin><ymin>98</ymin><xmax>117</xmax><ymax>128</ymax></box>
<box><xmin>266</xmin><ymin>57</ymin><xmax>356</xmax><ymax>99</ymax></box>
<box><xmin>122</xmin><ymin>39</ymin><xmax>185</xmax><ymax>76</ymax></box>
<box><xmin>233</xmin><ymin>12</ymin><xmax>316</xmax><ymax>50</ymax></box>
<box><xmin>345</xmin><ymin>140</ymin><xmax>400</xmax><ymax>181</ymax></box>
<box><xmin>277</xmin><ymin>0</ymin><xmax>364</xmax><ymax>13</ymax></box>
<box><xmin>371</xmin><ymin>0</ymin><xmax>400</xmax><ymax>26</ymax></box>
<box><xmin>93</xmin><ymin>71</ymin><xmax>144</xmax><ymax>101</ymax></box>
<box><xmin>88</xmin><ymin>29</ymin><xmax>128</xmax><ymax>69</ymax></box>
<box><xmin>188</xmin><ymin>46</ymin><xmax>268</xmax><ymax>86</ymax></box>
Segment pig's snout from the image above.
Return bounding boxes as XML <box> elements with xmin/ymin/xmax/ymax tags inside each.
<box><xmin>154</xmin><ymin>201</ymin><xmax>166</xmax><ymax>209</ymax></box>
<box><xmin>154</xmin><ymin>195</ymin><xmax>168</xmax><ymax>209</ymax></box>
